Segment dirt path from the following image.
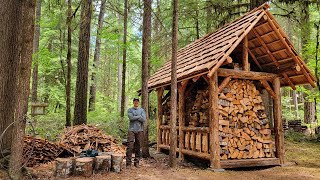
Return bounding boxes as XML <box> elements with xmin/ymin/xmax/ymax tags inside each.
<box><xmin>22</xmin><ymin>147</ymin><xmax>320</xmax><ymax>180</ymax></box>
<box><xmin>1</xmin><ymin>141</ymin><xmax>320</xmax><ymax>180</ymax></box>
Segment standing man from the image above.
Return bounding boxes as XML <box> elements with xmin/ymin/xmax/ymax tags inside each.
<box><xmin>126</xmin><ymin>98</ymin><xmax>146</xmax><ymax>167</ymax></box>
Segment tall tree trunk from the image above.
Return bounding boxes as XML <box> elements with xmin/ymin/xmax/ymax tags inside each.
<box><xmin>118</xmin><ymin>27</ymin><xmax>122</xmax><ymax>113</ymax></box>
<box><xmin>0</xmin><ymin>0</ymin><xmax>22</xmax><ymax>155</ymax></box>
<box><xmin>141</xmin><ymin>0</ymin><xmax>152</xmax><ymax>158</ymax></box>
<box><xmin>8</xmin><ymin>0</ymin><xmax>36</xmax><ymax>178</ymax></box>
<box><xmin>31</xmin><ymin>0</ymin><xmax>42</xmax><ymax>103</ymax></box>
<box><xmin>74</xmin><ymin>0</ymin><xmax>92</xmax><ymax>125</ymax></box>
<box><xmin>120</xmin><ymin>0</ymin><xmax>128</xmax><ymax>125</ymax></box>
<box><xmin>300</xmin><ymin>1</ymin><xmax>315</xmax><ymax>124</ymax></box>
<box><xmin>169</xmin><ymin>0</ymin><xmax>178</xmax><ymax>168</ymax></box>
<box><xmin>89</xmin><ymin>0</ymin><xmax>106</xmax><ymax>112</ymax></box>
<box><xmin>65</xmin><ymin>0</ymin><xmax>72</xmax><ymax>127</ymax></box>
<box><xmin>206</xmin><ymin>0</ymin><xmax>212</xmax><ymax>33</ymax></box>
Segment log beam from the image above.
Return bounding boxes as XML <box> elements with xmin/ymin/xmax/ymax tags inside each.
<box><xmin>217</xmin><ymin>68</ymin><xmax>279</xmax><ymax>81</ymax></box>
<box><xmin>262</xmin><ymin>62</ymin><xmax>301</xmax><ymax>74</ymax></box>
<box><xmin>260</xmin><ymin>80</ymin><xmax>276</xmax><ymax>99</ymax></box>
<box><xmin>209</xmin><ymin>71</ymin><xmax>221</xmax><ymax>169</ymax></box>
<box><xmin>247</xmin><ymin>48</ymin><xmax>263</xmax><ymax>71</ymax></box>
<box><xmin>252</xmin><ymin>29</ymin><xmax>280</xmax><ymax>67</ymax></box>
<box><xmin>242</xmin><ymin>36</ymin><xmax>249</xmax><ymax>71</ymax></box>
<box><xmin>207</xmin><ymin>11</ymin><xmax>266</xmax><ymax>78</ymax></box>
<box><xmin>265</xmin><ymin>11</ymin><xmax>316</xmax><ymax>88</ymax></box>
<box><xmin>157</xmin><ymin>87</ymin><xmax>164</xmax><ymax>152</ymax></box>
<box><xmin>218</xmin><ymin>76</ymin><xmax>232</xmax><ymax>93</ymax></box>
<box><xmin>178</xmin><ymin>80</ymin><xmax>188</xmax><ymax>160</ymax></box>
<box><xmin>272</xmin><ymin>77</ymin><xmax>284</xmax><ymax>165</ymax></box>
<box><xmin>282</xmin><ymin>73</ymin><xmax>296</xmax><ymax>90</ymax></box>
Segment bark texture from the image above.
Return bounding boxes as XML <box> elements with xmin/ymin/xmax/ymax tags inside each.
<box><xmin>169</xmin><ymin>0</ymin><xmax>179</xmax><ymax>168</ymax></box>
<box><xmin>9</xmin><ymin>0</ymin><xmax>36</xmax><ymax>179</ymax></box>
<box><xmin>0</xmin><ymin>0</ymin><xmax>22</xmax><ymax>154</ymax></box>
<box><xmin>141</xmin><ymin>0</ymin><xmax>152</xmax><ymax>158</ymax></box>
<box><xmin>74</xmin><ymin>0</ymin><xmax>92</xmax><ymax>125</ymax></box>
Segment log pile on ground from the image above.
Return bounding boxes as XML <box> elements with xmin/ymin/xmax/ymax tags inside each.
<box><xmin>23</xmin><ymin>136</ymin><xmax>68</xmax><ymax>167</ymax></box>
<box><xmin>59</xmin><ymin>124</ymin><xmax>125</xmax><ymax>155</ymax></box>
<box><xmin>23</xmin><ymin>125</ymin><xmax>125</xmax><ymax>167</ymax></box>
<box><xmin>218</xmin><ymin>79</ymin><xmax>275</xmax><ymax>159</ymax></box>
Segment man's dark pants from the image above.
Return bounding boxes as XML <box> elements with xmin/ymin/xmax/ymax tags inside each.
<box><xmin>126</xmin><ymin>131</ymin><xmax>143</xmax><ymax>166</ymax></box>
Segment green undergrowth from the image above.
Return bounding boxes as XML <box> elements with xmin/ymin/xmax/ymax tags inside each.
<box><xmin>25</xmin><ymin>108</ymin><xmax>158</xmax><ymax>143</ymax></box>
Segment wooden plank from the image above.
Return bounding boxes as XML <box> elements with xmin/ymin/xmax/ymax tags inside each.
<box><xmin>242</xmin><ymin>36</ymin><xmax>249</xmax><ymax>71</ymax></box>
<box><xmin>273</xmin><ymin>77</ymin><xmax>284</xmax><ymax>165</ymax></box>
<box><xmin>157</xmin><ymin>88</ymin><xmax>164</xmax><ymax>152</ymax></box>
<box><xmin>207</xmin><ymin>10</ymin><xmax>266</xmax><ymax>78</ymax></box>
<box><xmin>262</xmin><ymin>62</ymin><xmax>301</xmax><ymax>74</ymax></box>
<box><xmin>220</xmin><ymin>158</ymin><xmax>280</xmax><ymax>168</ymax></box>
<box><xmin>218</xmin><ymin>76</ymin><xmax>232</xmax><ymax>93</ymax></box>
<box><xmin>209</xmin><ymin>71</ymin><xmax>220</xmax><ymax>169</ymax></box>
<box><xmin>178</xmin><ymin>80</ymin><xmax>188</xmax><ymax>160</ymax></box>
<box><xmin>217</xmin><ymin>68</ymin><xmax>279</xmax><ymax>80</ymax></box>
<box><xmin>261</xmin><ymin>57</ymin><xmax>292</xmax><ymax>67</ymax></box>
<box><xmin>260</xmin><ymin>80</ymin><xmax>276</xmax><ymax>99</ymax></box>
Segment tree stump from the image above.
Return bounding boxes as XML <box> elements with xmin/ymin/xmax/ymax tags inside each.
<box><xmin>74</xmin><ymin>157</ymin><xmax>93</xmax><ymax>177</ymax></box>
<box><xmin>55</xmin><ymin>158</ymin><xmax>74</xmax><ymax>178</ymax></box>
<box><xmin>94</xmin><ymin>155</ymin><xmax>111</xmax><ymax>173</ymax></box>
<box><xmin>111</xmin><ymin>153</ymin><xmax>124</xmax><ymax>173</ymax></box>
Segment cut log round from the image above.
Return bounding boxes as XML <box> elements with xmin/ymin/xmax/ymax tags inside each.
<box><xmin>75</xmin><ymin>157</ymin><xmax>93</xmax><ymax>177</ymax></box>
<box><xmin>55</xmin><ymin>158</ymin><xmax>75</xmax><ymax>178</ymax></box>
<box><xmin>111</xmin><ymin>153</ymin><xmax>124</xmax><ymax>173</ymax></box>
<box><xmin>94</xmin><ymin>155</ymin><xmax>111</xmax><ymax>172</ymax></box>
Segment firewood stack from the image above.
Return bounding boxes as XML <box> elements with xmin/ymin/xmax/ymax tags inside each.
<box><xmin>162</xmin><ymin>98</ymin><xmax>179</xmax><ymax>125</ymax></box>
<box><xmin>189</xmin><ymin>90</ymin><xmax>209</xmax><ymax>127</ymax></box>
<box><xmin>218</xmin><ymin>79</ymin><xmax>275</xmax><ymax>159</ymax></box>
<box><xmin>23</xmin><ymin>136</ymin><xmax>68</xmax><ymax>167</ymax></box>
<box><xmin>59</xmin><ymin>124</ymin><xmax>126</xmax><ymax>155</ymax></box>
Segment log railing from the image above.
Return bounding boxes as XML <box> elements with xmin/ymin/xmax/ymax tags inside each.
<box><xmin>159</xmin><ymin>125</ymin><xmax>210</xmax><ymax>159</ymax></box>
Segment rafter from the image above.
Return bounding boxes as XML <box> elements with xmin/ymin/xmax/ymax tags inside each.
<box><xmin>252</xmin><ymin>29</ymin><xmax>280</xmax><ymax>67</ymax></box>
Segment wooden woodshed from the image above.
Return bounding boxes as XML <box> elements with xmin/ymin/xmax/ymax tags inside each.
<box><xmin>147</xmin><ymin>3</ymin><xmax>316</xmax><ymax>169</ymax></box>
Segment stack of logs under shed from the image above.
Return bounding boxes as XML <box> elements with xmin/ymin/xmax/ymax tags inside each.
<box><xmin>218</xmin><ymin>80</ymin><xmax>275</xmax><ymax>159</ymax></box>
<box><xmin>162</xmin><ymin>79</ymin><xmax>275</xmax><ymax>160</ymax></box>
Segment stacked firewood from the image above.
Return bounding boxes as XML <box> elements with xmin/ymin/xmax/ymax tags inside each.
<box><xmin>189</xmin><ymin>90</ymin><xmax>209</xmax><ymax>127</ymax></box>
<box><xmin>23</xmin><ymin>136</ymin><xmax>68</xmax><ymax>167</ymax></box>
<box><xmin>218</xmin><ymin>79</ymin><xmax>275</xmax><ymax>159</ymax></box>
<box><xmin>162</xmin><ymin>98</ymin><xmax>179</xmax><ymax>125</ymax></box>
<box><xmin>59</xmin><ymin>124</ymin><xmax>126</xmax><ymax>155</ymax></box>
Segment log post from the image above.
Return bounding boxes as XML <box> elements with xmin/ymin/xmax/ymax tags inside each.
<box><xmin>209</xmin><ymin>71</ymin><xmax>222</xmax><ymax>170</ymax></box>
<box><xmin>74</xmin><ymin>157</ymin><xmax>93</xmax><ymax>177</ymax></box>
<box><xmin>242</xmin><ymin>36</ymin><xmax>249</xmax><ymax>71</ymax></box>
<box><xmin>178</xmin><ymin>80</ymin><xmax>188</xmax><ymax>160</ymax></box>
<box><xmin>272</xmin><ymin>77</ymin><xmax>284</xmax><ymax>165</ymax></box>
<box><xmin>94</xmin><ymin>155</ymin><xmax>111</xmax><ymax>173</ymax></box>
<box><xmin>157</xmin><ymin>88</ymin><xmax>164</xmax><ymax>152</ymax></box>
<box><xmin>111</xmin><ymin>153</ymin><xmax>124</xmax><ymax>173</ymax></box>
<box><xmin>55</xmin><ymin>158</ymin><xmax>75</xmax><ymax>178</ymax></box>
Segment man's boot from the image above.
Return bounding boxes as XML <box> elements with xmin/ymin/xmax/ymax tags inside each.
<box><xmin>134</xmin><ymin>161</ymin><xmax>139</xmax><ymax>168</ymax></box>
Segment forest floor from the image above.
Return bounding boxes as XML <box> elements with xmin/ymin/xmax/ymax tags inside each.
<box><xmin>1</xmin><ymin>139</ymin><xmax>320</xmax><ymax>180</ymax></box>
